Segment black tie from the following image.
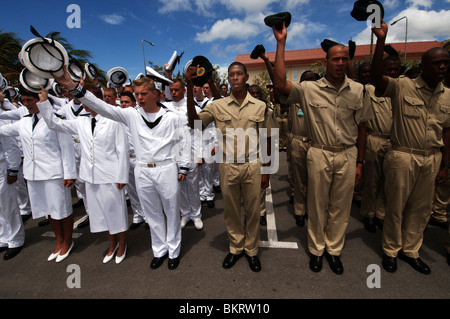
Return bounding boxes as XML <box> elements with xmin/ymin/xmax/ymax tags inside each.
<box><xmin>32</xmin><ymin>114</ymin><xmax>39</xmax><ymax>131</ymax></box>
<box><xmin>91</xmin><ymin>117</ymin><xmax>97</xmax><ymax>134</ymax></box>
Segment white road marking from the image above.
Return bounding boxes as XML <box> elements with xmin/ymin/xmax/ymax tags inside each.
<box><xmin>260</xmin><ymin>183</ymin><xmax>298</xmax><ymax>249</ymax></box>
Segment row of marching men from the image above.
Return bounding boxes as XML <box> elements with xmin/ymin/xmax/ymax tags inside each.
<box><xmin>0</xmin><ymin>67</ymin><xmax>222</xmax><ymax>268</ymax></box>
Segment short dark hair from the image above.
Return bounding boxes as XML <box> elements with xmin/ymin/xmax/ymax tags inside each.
<box><xmin>19</xmin><ymin>86</ymin><xmax>39</xmax><ymax>100</ymax></box>
<box><xmin>120</xmin><ymin>91</ymin><xmax>136</xmax><ymax>103</ymax></box>
<box><xmin>229</xmin><ymin>62</ymin><xmax>247</xmax><ymax>75</ymax></box>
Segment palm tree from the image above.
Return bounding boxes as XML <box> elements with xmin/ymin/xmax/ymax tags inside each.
<box><xmin>0</xmin><ymin>29</ymin><xmax>24</xmax><ymax>85</ymax></box>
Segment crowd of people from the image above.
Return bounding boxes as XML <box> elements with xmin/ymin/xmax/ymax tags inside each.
<box><xmin>0</xmin><ymin>19</ymin><xmax>449</xmax><ymax>277</ymax></box>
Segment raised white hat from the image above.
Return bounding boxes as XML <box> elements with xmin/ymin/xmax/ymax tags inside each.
<box><xmin>20</xmin><ymin>68</ymin><xmax>53</xmax><ymax>93</ymax></box>
<box><xmin>145</xmin><ymin>66</ymin><xmax>173</xmax><ymax>85</ymax></box>
<box><xmin>107</xmin><ymin>67</ymin><xmax>128</xmax><ymax>87</ymax></box>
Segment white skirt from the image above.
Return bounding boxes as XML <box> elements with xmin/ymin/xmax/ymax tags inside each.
<box><xmin>28</xmin><ymin>179</ymin><xmax>73</xmax><ymax>220</ymax></box>
<box><xmin>85</xmin><ymin>182</ymin><xmax>128</xmax><ymax>234</ymax></box>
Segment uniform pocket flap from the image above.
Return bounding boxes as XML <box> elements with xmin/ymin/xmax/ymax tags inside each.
<box><xmin>249</xmin><ymin>115</ymin><xmax>264</xmax><ymax>123</ymax></box>
<box><xmin>216</xmin><ymin>114</ymin><xmax>232</xmax><ymax>122</ymax></box>
<box><xmin>404</xmin><ymin>96</ymin><xmax>424</xmax><ymax>107</ymax></box>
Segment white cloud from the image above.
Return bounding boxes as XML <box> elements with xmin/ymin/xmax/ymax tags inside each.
<box><xmin>100</xmin><ymin>13</ymin><xmax>125</xmax><ymax>25</ymax></box>
<box><xmin>195</xmin><ymin>17</ymin><xmax>261</xmax><ymax>43</ymax></box>
<box><xmin>158</xmin><ymin>0</ymin><xmax>192</xmax><ymax>14</ymax></box>
<box><xmin>218</xmin><ymin>0</ymin><xmax>276</xmax><ymax>13</ymax></box>
<box><xmin>407</xmin><ymin>0</ymin><xmax>433</xmax><ymax>8</ymax></box>
<box><xmin>353</xmin><ymin>7</ymin><xmax>450</xmax><ymax>45</ymax></box>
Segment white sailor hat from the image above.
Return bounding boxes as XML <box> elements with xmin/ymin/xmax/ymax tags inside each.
<box><xmin>20</xmin><ymin>68</ymin><xmax>53</xmax><ymax>93</ymax></box>
<box><xmin>165</xmin><ymin>51</ymin><xmax>184</xmax><ymax>72</ymax></box>
<box><xmin>67</xmin><ymin>59</ymin><xmax>86</xmax><ymax>82</ymax></box>
<box><xmin>146</xmin><ymin>66</ymin><xmax>173</xmax><ymax>85</ymax></box>
<box><xmin>0</xmin><ymin>73</ymin><xmax>6</xmax><ymax>90</ymax></box>
<box><xmin>52</xmin><ymin>82</ymin><xmax>62</xmax><ymax>96</ymax></box>
<box><xmin>107</xmin><ymin>67</ymin><xmax>128</xmax><ymax>87</ymax></box>
<box><xmin>84</xmin><ymin>63</ymin><xmax>98</xmax><ymax>80</ymax></box>
<box><xmin>135</xmin><ymin>73</ymin><xmax>145</xmax><ymax>80</ymax></box>
<box><xmin>20</xmin><ymin>37</ymin><xmax>69</xmax><ymax>79</ymax></box>
<box><xmin>18</xmin><ymin>52</ymin><xmax>25</xmax><ymax>66</ymax></box>
<box><xmin>183</xmin><ymin>60</ymin><xmax>193</xmax><ymax>75</ymax></box>
<box><xmin>3</xmin><ymin>86</ymin><xmax>20</xmax><ymax>100</ymax></box>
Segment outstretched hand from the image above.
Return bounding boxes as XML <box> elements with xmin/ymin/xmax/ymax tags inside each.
<box><xmin>372</xmin><ymin>20</ymin><xmax>388</xmax><ymax>40</ymax></box>
<box><xmin>272</xmin><ymin>22</ymin><xmax>288</xmax><ymax>43</ymax></box>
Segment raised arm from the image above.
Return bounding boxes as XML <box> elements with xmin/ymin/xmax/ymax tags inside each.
<box><xmin>370</xmin><ymin>21</ymin><xmax>390</xmax><ymax>94</ymax></box>
<box><xmin>272</xmin><ymin>23</ymin><xmax>292</xmax><ymax>97</ymax></box>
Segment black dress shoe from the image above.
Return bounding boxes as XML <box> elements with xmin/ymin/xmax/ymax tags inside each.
<box><xmin>295</xmin><ymin>215</ymin><xmax>305</xmax><ymax>227</ymax></box>
<box><xmin>428</xmin><ymin>218</ymin><xmax>449</xmax><ymax>230</ymax></box>
<box><xmin>77</xmin><ymin>216</ymin><xmax>90</xmax><ymax>229</ymax></box>
<box><xmin>245</xmin><ymin>254</ymin><xmax>261</xmax><ymax>272</ymax></box>
<box><xmin>260</xmin><ymin>215</ymin><xmax>267</xmax><ymax>226</ymax></box>
<box><xmin>364</xmin><ymin>218</ymin><xmax>377</xmax><ymax>233</ymax></box>
<box><xmin>222</xmin><ymin>252</ymin><xmax>244</xmax><ymax>269</ymax></box>
<box><xmin>4</xmin><ymin>246</ymin><xmax>22</xmax><ymax>260</ymax></box>
<box><xmin>38</xmin><ymin>218</ymin><xmax>49</xmax><ymax>227</ymax></box>
<box><xmin>374</xmin><ymin>217</ymin><xmax>384</xmax><ymax>230</ymax></box>
<box><xmin>206</xmin><ymin>200</ymin><xmax>215</xmax><ymax>208</ymax></box>
<box><xmin>129</xmin><ymin>221</ymin><xmax>144</xmax><ymax>230</ymax></box>
<box><xmin>150</xmin><ymin>253</ymin><xmax>168</xmax><ymax>269</ymax></box>
<box><xmin>324</xmin><ymin>252</ymin><xmax>344</xmax><ymax>275</ymax></box>
<box><xmin>399</xmin><ymin>253</ymin><xmax>431</xmax><ymax>275</ymax></box>
<box><xmin>21</xmin><ymin>214</ymin><xmax>31</xmax><ymax>222</ymax></box>
<box><xmin>0</xmin><ymin>246</ymin><xmax>8</xmax><ymax>252</ymax></box>
<box><xmin>168</xmin><ymin>257</ymin><xmax>180</xmax><ymax>270</ymax></box>
<box><xmin>309</xmin><ymin>254</ymin><xmax>323</xmax><ymax>273</ymax></box>
<box><xmin>382</xmin><ymin>254</ymin><xmax>397</xmax><ymax>273</ymax></box>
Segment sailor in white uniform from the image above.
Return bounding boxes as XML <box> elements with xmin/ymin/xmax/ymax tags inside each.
<box><xmin>53</xmin><ymin>68</ymin><xmax>189</xmax><ymax>270</ymax></box>
<box><xmin>0</xmin><ymin>121</ymin><xmax>24</xmax><ymax>260</ymax></box>
<box><xmin>164</xmin><ymin>79</ymin><xmax>203</xmax><ymax>230</ymax></box>
<box><xmin>119</xmin><ymin>91</ymin><xmax>145</xmax><ymax>230</ymax></box>
<box><xmin>0</xmin><ymin>88</ymin><xmax>77</xmax><ymax>263</ymax></box>
<box><xmin>38</xmin><ymin>85</ymin><xmax>129</xmax><ymax>264</ymax></box>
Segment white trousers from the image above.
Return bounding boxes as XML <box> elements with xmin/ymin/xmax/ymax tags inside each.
<box><xmin>135</xmin><ymin>162</ymin><xmax>181</xmax><ymax>259</ymax></box>
<box><xmin>126</xmin><ymin>157</ymin><xmax>144</xmax><ymax>224</ymax></box>
<box><xmin>28</xmin><ymin>179</ymin><xmax>73</xmax><ymax>220</ymax></box>
<box><xmin>14</xmin><ymin>163</ymin><xmax>32</xmax><ymax>216</ymax></box>
<box><xmin>199</xmin><ymin>162</ymin><xmax>215</xmax><ymax>202</ymax></box>
<box><xmin>0</xmin><ymin>162</ymin><xmax>25</xmax><ymax>248</ymax></box>
<box><xmin>85</xmin><ymin>182</ymin><xmax>128</xmax><ymax>234</ymax></box>
<box><xmin>180</xmin><ymin>166</ymin><xmax>202</xmax><ymax>222</ymax></box>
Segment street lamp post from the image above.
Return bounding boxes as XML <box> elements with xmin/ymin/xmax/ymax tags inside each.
<box><xmin>391</xmin><ymin>16</ymin><xmax>408</xmax><ymax>64</ymax></box>
<box><xmin>142</xmin><ymin>40</ymin><xmax>155</xmax><ymax>73</ymax></box>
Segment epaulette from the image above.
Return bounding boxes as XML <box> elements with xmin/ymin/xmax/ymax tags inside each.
<box><xmin>54</xmin><ymin>113</ymin><xmax>66</xmax><ymax>119</ymax></box>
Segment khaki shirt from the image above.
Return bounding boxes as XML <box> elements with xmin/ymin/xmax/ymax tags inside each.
<box><xmin>280</xmin><ymin>75</ymin><xmax>373</xmax><ymax>146</ymax></box>
<box><xmin>288</xmin><ymin>103</ymin><xmax>309</xmax><ymax>138</ymax></box>
<box><xmin>365</xmin><ymin>84</ymin><xmax>392</xmax><ymax>135</ymax></box>
<box><xmin>198</xmin><ymin>92</ymin><xmax>275</xmax><ymax>163</ymax></box>
<box><xmin>383</xmin><ymin>75</ymin><xmax>450</xmax><ymax>149</ymax></box>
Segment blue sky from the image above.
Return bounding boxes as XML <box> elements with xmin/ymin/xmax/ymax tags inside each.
<box><xmin>3</xmin><ymin>0</ymin><xmax>450</xmax><ymax>80</ymax></box>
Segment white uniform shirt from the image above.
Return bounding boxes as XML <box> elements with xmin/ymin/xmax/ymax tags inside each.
<box><xmin>70</xmin><ymin>88</ymin><xmax>190</xmax><ymax>173</ymax></box>
<box><xmin>0</xmin><ymin>112</ymin><xmax>77</xmax><ymax>181</ymax></box>
<box><xmin>38</xmin><ymin>99</ymin><xmax>129</xmax><ymax>184</ymax></box>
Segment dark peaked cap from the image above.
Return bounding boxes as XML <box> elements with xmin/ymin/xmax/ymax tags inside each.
<box><xmin>350</xmin><ymin>0</ymin><xmax>385</xmax><ymax>22</ymax></box>
<box><xmin>264</xmin><ymin>12</ymin><xmax>292</xmax><ymax>30</ymax></box>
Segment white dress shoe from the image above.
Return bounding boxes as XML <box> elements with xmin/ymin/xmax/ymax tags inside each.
<box><xmin>180</xmin><ymin>219</ymin><xmax>189</xmax><ymax>229</ymax></box>
<box><xmin>115</xmin><ymin>245</ymin><xmax>127</xmax><ymax>264</ymax></box>
<box><xmin>56</xmin><ymin>242</ymin><xmax>74</xmax><ymax>263</ymax></box>
<box><xmin>193</xmin><ymin>219</ymin><xmax>203</xmax><ymax>230</ymax></box>
<box><xmin>48</xmin><ymin>249</ymin><xmax>61</xmax><ymax>262</ymax></box>
<box><xmin>103</xmin><ymin>243</ymin><xmax>119</xmax><ymax>264</ymax></box>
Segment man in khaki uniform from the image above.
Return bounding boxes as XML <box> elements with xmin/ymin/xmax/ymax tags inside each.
<box><xmin>360</xmin><ymin>55</ymin><xmax>401</xmax><ymax>233</ymax></box>
<box><xmin>372</xmin><ymin>21</ymin><xmax>450</xmax><ymax>275</ymax></box>
<box><xmin>271</xmin><ymin>24</ymin><xmax>373</xmax><ymax>275</ymax></box>
<box><xmin>186</xmin><ymin>62</ymin><xmax>275</xmax><ymax>272</ymax></box>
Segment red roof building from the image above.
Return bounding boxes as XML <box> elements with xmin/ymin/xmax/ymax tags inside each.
<box><xmin>235</xmin><ymin>41</ymin><xmax>442</xmax><ymax>83</ymax></box>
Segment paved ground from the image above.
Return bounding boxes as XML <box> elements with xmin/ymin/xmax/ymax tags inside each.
<box><xmin>1</xmin><ymin>152</ymin><xmax>449</xmax><ymax>307</ymax></box>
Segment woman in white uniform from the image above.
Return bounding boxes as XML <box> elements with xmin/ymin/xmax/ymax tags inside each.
<box><xmin>37</xmin><ymin>86</ymin><xmax>130</xmax><ymax>264</ymax></box>
<box><xmin>0</xmin><ymin>89</ymin><xmax>77</xmax><ymax>263</ymax></box>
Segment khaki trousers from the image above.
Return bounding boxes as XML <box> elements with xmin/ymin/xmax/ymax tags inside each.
<box><xmin>360</xmin><ymin>134</ymin><xmax>391</xmax><ymax>219</ymax></box>
<box><xmin>219</xmin><ymin>162</ymin><xmax>262</xmax><ymax>257</ymax></box>
<box><xmin>277</xmin><ymin>118</ymin><xmax>288</xmax><ymax>149</ymax></box>
<box><xmin>288</xmin><ymin>136</ymin><xmax>309</xmax><ymax>217</ymax></box>
<box><xmin>431</xmin><ymin>173</ymin><xmax>450</xmax><ymax>223</ymax></box>
<box><xmin>383</xmin><ymin>150</ymin><xmax>441</xmax><ymax>258</ymax></box>
<box><xmin>306</xmin><ymin>146</ymin><xmax>357</xmax><ymax>256</ymax></box>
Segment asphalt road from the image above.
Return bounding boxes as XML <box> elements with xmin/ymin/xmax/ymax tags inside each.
<box><xmin>1</xmin><ymin>152</ymin><xmax>449</xmax><ymax>308</ymax></box>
